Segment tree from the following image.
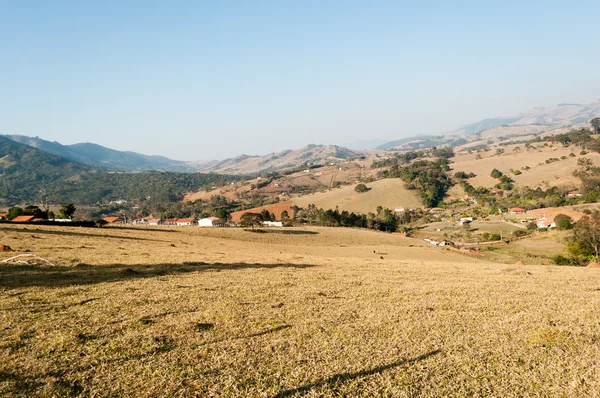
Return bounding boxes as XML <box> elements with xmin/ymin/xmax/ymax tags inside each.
<box><xmin>60</xmin><ymin>203</ymin><xmax>76</xmax><ymax>219</ymax></box>
<box><xmin>240</xmin><ymin>212</ymin><xmax>263</xmax><ymax>228</ymax></box>
<box><xmin>490</xmin><ymin>169</ymin><xmax>503</xmax><ymax>179</ymax></box>
<box><xmin>354</xmin><ymin>183</ymin><xmax>369</xmax><ymax>193</ymax></box>
<box><xmin>571</xmin><ymin>211</ymin><xmax>600</xmax><ymax>260</ymax></box>
<box><xmin>591</xmin><ymin>117</ymin><xmax>600</xmax><ymax>134</ymax></box>
<box><xmin>554</xmin><ymin>214</ymin><xmax>573</xmax><ymax>230</ymax></box>
<box><xmin>7</xmin><ymin>206</ymin><xmax>23</xmax><ymax>220</ymax></box>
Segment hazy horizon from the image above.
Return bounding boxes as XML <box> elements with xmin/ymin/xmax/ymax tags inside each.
<box><xmin>2</xmin><ymin>1</ymin><xmax>600</xmax><ymax>161</ymax></box>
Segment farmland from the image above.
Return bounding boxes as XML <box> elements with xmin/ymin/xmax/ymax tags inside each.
<box><xmin>1</xmin><ymin>224</ymin><xmax>599</xmax><ymax>396</ymax></box>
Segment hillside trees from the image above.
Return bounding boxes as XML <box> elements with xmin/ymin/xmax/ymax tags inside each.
<box><xmin>591</xmin><ymin>117</ymin><xmax>600</xmax><ymax>134</ymax></box>
<box><xmin>569</xmin><ymin>211</ymin><xmax>600</xmax><ymax>260</ymax></box>
<box><xmin>60</xmin><ymin>203</ymin><xmax>76</xmax><ymax>219</ymax></box>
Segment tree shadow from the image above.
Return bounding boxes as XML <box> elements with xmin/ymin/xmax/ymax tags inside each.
<box><xmin>0</xmin><ymin>262</ymin><xmax>315</xmax><ymax>290</ymax></box>
<box><xmin>274</xmin><ymin>349</ymin><xmax>442</xmax><ymax>398</ymax></box>
<box><xmin>3</xmin><ymin>227</ymin><xmax>158</xmax><ymax>241</ymax></box>
<box><xmin>244</xmin><ymin>229</ymin><xmax>319</xmax><ymax>235</ymax></box>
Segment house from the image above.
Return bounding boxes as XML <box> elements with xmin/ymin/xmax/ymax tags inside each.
<box><xmin>0</xmin><ymin>213</ymin><xmax>7</xmax><ymax>220</ymax></box>
<box><xmin>147</xmin><ymin>218</ymin><xmax>163</xmax><ymax>226</ymax></box>
<box><xmin>460</xmin><ymin>217</ymin><xmax>473</xmax><ymax>225</ymax></box>
<box><xmin>133</xmin><ymin>218</ymin><xmax>149</xmax><ymax>225</ymax></box>
<box><xmin>175</xmin><ymin>218</ymin><xmax>197</xmax><ymax>226</ymax></box>
<box><xmin>199</xmin><ymin>217</ymin><xmax>220</xmax><ymax>227</ymax></box>
<box><xmin>102</xmin><ymin>216</ymin><xmax>124</xmax><ymax>224</ymax></box>
<box><xmin>394</xmin><ymin>207</ymin><xmax>405</xmax><ymax>213</ymax></box>
<box><xmin>164</xmin><ymin>218</ymin><xmax>179</xmax><ymax>226</ymax></box>
<box><xmin>12</xmin><ymin>215</ymin><xmax>35</xmax><ymax>223</ymax></box>
<box><xmin>536</xmin><ymin>219</ymin><xmax>556</xmax><ymax>229</ymax></box>
<box><xmin>263</xmin><ymin>221</ymin><xmax>283</xmax><ymax>227</ymax></box>
<box><xmin>509</xmin><ymin>207</ymin><xmax>526</xmax><ymax>214</ymax></box>
<box><xmin>567</xmin><ymin>191</ymin><xmax>582</xmax><ymax>197</ymax></box>
<box><xmin>430</xmin><ymin>207</ymin><xmax>444</xmax><ymax>213</ymax></box>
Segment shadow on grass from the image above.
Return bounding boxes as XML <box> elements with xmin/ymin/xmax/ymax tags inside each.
<box><xmin>4</xmin><ymin>227</ymin><xmax>159</xmax><ymax>241</ymax></box>
<box><xmin>244</xmin><ymin>229</ymin><xmax>319</xmax><ymax>235</ymax></box>
<box><xmin>274</xmin><ymin>349</ymin><xmax>442</xmax><ymax>398</ymax></box>
<box><xmin>0</xmin><ymin>262</ymin><xmax>314</xmax><ymax>289</ymax></box>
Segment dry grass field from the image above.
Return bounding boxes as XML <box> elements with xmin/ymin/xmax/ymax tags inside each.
<box><xmin>452</xmin><ymin>144</ymin><xmax>600</xmax><ymax>189</ymax></box>
<box><xmin>1</xmin><ymin>224</ymin><xmax>600</xmax><ymax>397</ymax></box>
<box><xmin>293</xmin><ymin>179</ymin><xmax>422</xmax><ymax>214</ymax></box>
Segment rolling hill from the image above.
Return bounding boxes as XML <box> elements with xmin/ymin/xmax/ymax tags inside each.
<box><xmin>0</xmin><ymin>137</ymin><xmax>242</xmax><ymax>205</ymax></box>
<box><xmin>202</xmin><ymin>144</ymin><xmax>370</xmax><ymax>175</ymax></box>
<box><xmin>3</xmin><ymin>135</ymin><xmax>215</xmax><ymax>172</ymax></box>
<box><xmin>293</xmin><ymin>179</ymin><xmax>422</xmax><ymax>214</ymax></box>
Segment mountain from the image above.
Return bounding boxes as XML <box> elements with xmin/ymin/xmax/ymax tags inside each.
<box><xmin>3</xmin><ymin>135</ymin><xmax>213</xmax><ymax>173</ymax></box>
<box><xmin>0</xmin><ymin>136</ymin><xmax>241</xmax><ymax>206</ymax></box>
<box><xmin>452</xmin><ymin>100</ymin><xmax>600</xmax><ymax>136</ymax></box>
<box><xmin>342</xmin><ymin>139</ymin><xmax>389</xmax><ymax>150</ymax></box>
<box><xmin>378</xmin><ymin>100</ymin><xmax>600</xmax><ymax>151</ymax></box>
<box><xmin>202</xmin><ymin>144</ymin><xmax>369</xmax><ymax>175</ymax></box>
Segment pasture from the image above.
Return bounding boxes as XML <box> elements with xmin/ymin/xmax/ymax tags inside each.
<box><xmin>1</xmin><ymin>224</ymin><xmax>599</xmax><ymax>397</ymax></box>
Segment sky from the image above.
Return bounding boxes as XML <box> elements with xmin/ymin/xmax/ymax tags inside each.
<box><xmin>1</xmin><ymin>1</ymin><xmax>600</xmax><ymax>161</ymax></box>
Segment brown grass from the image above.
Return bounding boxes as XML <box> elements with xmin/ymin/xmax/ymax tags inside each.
<box><xmin>1</xmin><ymin>224</ymin><xmax>599</xmax><ymax>397</ymax></box>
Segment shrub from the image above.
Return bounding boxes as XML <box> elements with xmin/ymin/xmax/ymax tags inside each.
<box><xmin>513</xmin><ymin>170</ymin><xmax>522</xmax><ymax>175</ymax></box>
<box><xmin>354</xmin><ymin>184</ymin><xmax>369</xmax><ymax>193</ymax></box>
<box><xmin>551</xmin><ymin>255</ymin><xmax>583</xmax><ymax>266</ymax></box>
<box><xmin>490</xmin><ymin>169</ymin><xmax>503</xmax><ymax>179</ymax></box>
<box><xmin>513</xmin><ymin>230</ymin><xmax>528</xmax><ymax>237</ymax></box>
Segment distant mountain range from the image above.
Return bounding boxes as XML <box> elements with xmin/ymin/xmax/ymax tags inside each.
<box><xmin>3</xmin><ymin>135</ymin><xmax>215</xmax><ymax>173</ymax></box>
<box><xmin>377</xmin><ymin>100</ymin><xmax>600</xmax><ymax>150</ymax></box>
<box><xmin>0</xmin><ymin>136</ymin><xmax>241</xmax><ymax>205</ymax></box>
<box><xmin>3</xmin><ymin>99</ymin><xmax>600</xmax><ymax>178</ymax></box>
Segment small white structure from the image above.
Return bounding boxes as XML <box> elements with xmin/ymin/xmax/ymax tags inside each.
<box><xmin>263</xmin><ymin>221</ymin><xmax>283</xmax><ymax>227</ymax></box>
<box><xmin>133</xmin><ymin>218</ymin><xmax>149</xmax><ymax>225</ymax></box>
<box><xmin>394</xmin><ymin>207</ymin><xmax>405</xmax><ymax>213</ymax></box>
<box><xmin>536</xmin><ymin>219</ymin><xmax>556</xmax><ymax>229</ymax></box>
<box><xmin>460</xmin><ymin>217</ymin><xmax>473</xmax><ymax>225</ymax></box>
<box><xmin>199</xmin><ymin>217</ymin><xmax>220</xmax><ymax>227</ymax></box>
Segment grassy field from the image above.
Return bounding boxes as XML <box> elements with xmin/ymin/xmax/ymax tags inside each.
<box><xmin>293</xmin><ymin>179</ymin><xmax>422</xmax><ymax>214</ymax></box>
<box><xmin>452</xmin><ymin>144</ymin><xmax>600</xmax><ymax>189</ymax></box>
<box><xmin>1</xmin><ymin>224</ymin><xmax>600</xmax><ymax>397</ymax></box>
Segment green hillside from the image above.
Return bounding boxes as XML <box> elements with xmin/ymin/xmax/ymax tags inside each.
<box><xmin>0</xmin><ymin>137</ymin><xmax>242</xmax><ymax>205</ymax></box>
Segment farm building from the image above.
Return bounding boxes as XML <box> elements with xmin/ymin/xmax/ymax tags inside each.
<box><xmin>11</xmin><ymin>215</ymin><xmax>35</xmax><ymax>223</ymax></box>
<box><xmin>394</xmin><ymin>207</ymin><xmax>405</xmax><ymax>213</ymax></box>
<box><xmin>199</xmin><ymin>217</ymin><xmax>220</xmax><ymax>227</ymax></box>
<box><xmin>175</xmin><ymin>218</ymin><xmax>197</xmax><ymax>226</ymax></box>
<box><xmin>164</xmin><ymin>218</ymin><xmax>179</xmax><ymax>226</ymax></box>
<box><xmin>133</xmin><ymin>218</ymin><xmax>149</xmax><ymax>225</ymax></box>
<box><xmin>509</xmin><ymin>207</ymin><xmax>526</xmax><ymax>214</ymax></box>
<box><xmin>147</xmin><ymin>218</ymin><xmax>163</xmax><ymax>226</ymax></box>
<box><xmin>567</xmin><ymin>191</ymin><xmax>582</xmax><ymax>197</ymax></box>
<box><xmin>0</xmin><ymin>213</ymin><xmax>7</xmax><ymax>220</ymax></box>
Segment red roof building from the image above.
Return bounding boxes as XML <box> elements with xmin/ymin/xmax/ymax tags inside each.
<box><xmin>12</xmin><ymin>215</ymin><xmax>35</xmax><ymax>222</ymax></box>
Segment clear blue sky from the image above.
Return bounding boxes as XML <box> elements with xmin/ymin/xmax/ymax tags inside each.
<box><xmin>1</xmin><ymin>1</ymin><xmax>599</xmax><ymax>160</ymax></box>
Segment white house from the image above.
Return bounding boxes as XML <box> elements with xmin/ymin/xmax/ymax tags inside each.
<box><xmin>536</xmin><ymin>219</ymin><xmax>556</xmax><ymax>229</ymax></box>
<box><xmin>199</xmin><ymin>216</ymin><xmax>220</xmax><ymax>227</ymax></box>
<box><xmin>394</xmin><ymin>207</ymin><xmax>405</xmax><ymax>213</ymax></box>
<box><xmin>263</xmin><ymin>221</ymin><xmax>283</xmax><ymax>227</ymax></box>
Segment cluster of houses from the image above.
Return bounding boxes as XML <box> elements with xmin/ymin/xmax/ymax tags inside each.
<box><xmin>102</xmin><ymin>216</ymin><xmax>227</xmax><ymax>227</ymax></box>
<box><xmin>101</xmin><ymin>216</ymin><xmax>284</xmax><ymax>228</ymax></box>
